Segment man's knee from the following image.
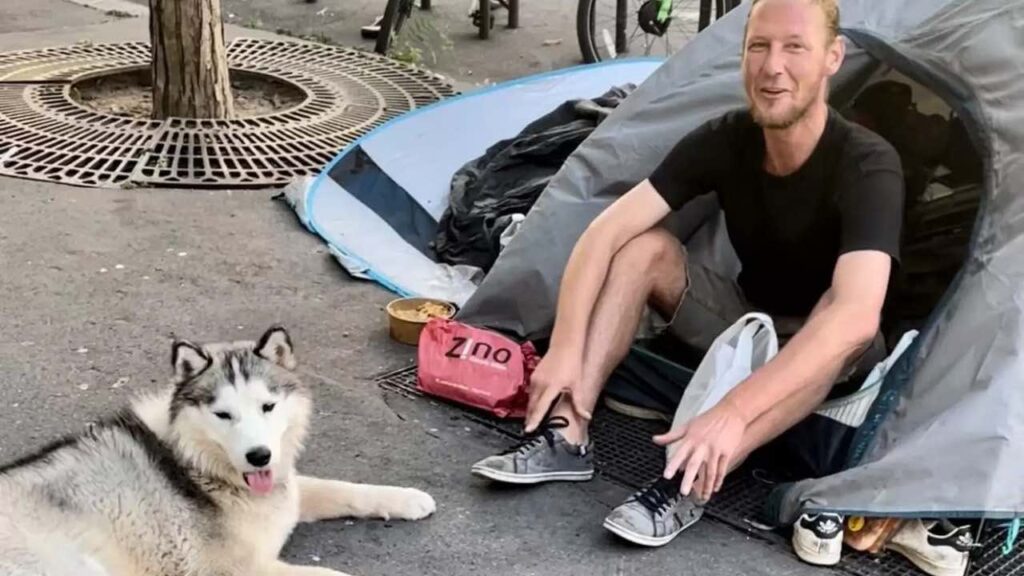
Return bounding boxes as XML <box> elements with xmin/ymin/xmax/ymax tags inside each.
<box><xmin>611</xmin><ymin>229</ymin><xmax>686</xmax><ymax>277</ymax></box>
<box><xmin>609</xmin><ymin>229</ymin><xmax>689</xmax><ymax>317</ymax></box>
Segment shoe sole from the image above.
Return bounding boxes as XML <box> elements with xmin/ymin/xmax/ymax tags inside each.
<box><xmin>792</xmin><ymin>534</ymin><xmax>842</xmax><ymax>567</ymax></box>
<box><xmin>603</xmin><ymin>397</ymin><xmax>671</xmax><ymax>422</ymax></box>
<box><xmin>602</xmin><ymin>514</ymin><xmax>701</xmax><ymax>548</ymax></box>
<box><xmin>470</xmin><ymin>466</ymin><xmax>594</xmax><ymax>485</ymax></box>
<box><xmin>886</xmin><ymin>542</ymin><xmax>968</xmax><ymax>576</ymax></box>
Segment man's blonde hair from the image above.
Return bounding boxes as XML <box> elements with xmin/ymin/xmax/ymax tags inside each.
<box><xmin>744</xmin><ymin>0</ymin><xmax>840</xmax><ymax>48</ymax></box>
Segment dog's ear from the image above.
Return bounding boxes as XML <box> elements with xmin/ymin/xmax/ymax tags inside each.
<box><xmin>172</xmin><ymin>340</ymin><xmax>211</xmax><ymax>381</ymax></box>
<box><xmin>255</xmin><ymin>326</ymin><xmax>296</xmax><ymax>370</ymax></box>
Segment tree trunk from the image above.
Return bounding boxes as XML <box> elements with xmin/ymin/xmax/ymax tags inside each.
<box><xmin>150</xmin><ymin>0</ymin><xmax>235</xmax><ymax>119</ymax></box>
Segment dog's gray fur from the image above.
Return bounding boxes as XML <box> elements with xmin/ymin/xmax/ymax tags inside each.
<box><xmin>0</xmin><ymin>326</ymin><xmax>435</xmax><ymax>576</ymax></box>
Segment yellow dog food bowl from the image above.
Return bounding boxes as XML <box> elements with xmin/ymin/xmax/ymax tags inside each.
<box><xmin>385</xmin><ymin>297</ymin><xmax>456</xmax><ymax>345</ymax></box>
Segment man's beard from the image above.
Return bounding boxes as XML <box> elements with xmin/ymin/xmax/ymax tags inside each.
<box><xmin>748</xmin><ymin>89</ymin><xmax>816</xmax><ymax>130</ymax></box>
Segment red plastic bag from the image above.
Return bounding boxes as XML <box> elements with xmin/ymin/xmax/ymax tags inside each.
<box><xmin>416</xmin><ymin>318</ymin><xmax>538</xmax><ymax>418</ymax></box>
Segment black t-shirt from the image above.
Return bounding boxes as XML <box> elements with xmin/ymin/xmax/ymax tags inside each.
<box><xmin>649</xmin><ymin>108</ymin><xmax>904</xmax><ymax>317</ymax></box>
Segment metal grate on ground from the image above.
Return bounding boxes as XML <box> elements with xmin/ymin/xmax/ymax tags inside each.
<box><xmin>377</xmin><ymin>366</ymin><xmax>1019</xmax><ymax>576</ymax></box>
<box><xmin>0</xmin><ymin>39</ymin><xmax>455</xmax><ymax>188</ymax></box>
<box><xmin>0</xmin><ymin>42</ymin><xmax>151</xmax><ymax>82</ymax></box>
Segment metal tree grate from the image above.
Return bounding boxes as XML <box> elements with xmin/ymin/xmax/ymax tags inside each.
<box><xmin>377</xmin><ymin>366</ymin><xmax>1020</xmax><ymax>576</ymax></box>
<box><xmin>0</xmin><ymin>42</ymin><xmax>151</xmax><ymax>82</ymax></box>
<box><xmin>0</xmin><ymin>39</ymin><xmax>455</xmax><ymax>188</ymax></box>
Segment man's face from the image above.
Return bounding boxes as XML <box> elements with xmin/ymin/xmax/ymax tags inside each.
<box><xmin>742</xmin><ymin>0</ymin><xmax>842</xmax><ymax>130</ymax></box>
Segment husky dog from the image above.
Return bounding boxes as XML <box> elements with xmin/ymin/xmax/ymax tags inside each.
<box><xmin>0</xmin><ymin>326</ymin><xmax>436</xmax><ymax>576</ymax></box>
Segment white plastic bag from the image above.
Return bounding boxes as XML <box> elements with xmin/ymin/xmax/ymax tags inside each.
<box><xmin>667</xmin><ymin>313</ymin><xmax>779</xmax><ymax>457</ymax></box>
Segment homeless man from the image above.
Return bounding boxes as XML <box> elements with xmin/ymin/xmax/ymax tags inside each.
<box><xmin>469</xmin><ymin>0</ymin><xmax>904</xmax><ymax>561</ymax></box>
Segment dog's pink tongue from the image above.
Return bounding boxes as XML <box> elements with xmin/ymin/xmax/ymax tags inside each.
<box><xmin>244</xmin><ymin>470</ymin><xmax>274</xmax><ymax>495</ymax></box>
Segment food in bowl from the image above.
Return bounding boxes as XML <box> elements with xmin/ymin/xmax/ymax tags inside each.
<box><xmin>390</xmin><ymin>301</ymin><xmax>453</xmax><ymax>322</ymax></box>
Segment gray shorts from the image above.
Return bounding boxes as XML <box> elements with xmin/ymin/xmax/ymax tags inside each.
<box><xmin>644</xmin><ymin>247</ymin><xmax>887</xmax><ymax>383</ymax></box>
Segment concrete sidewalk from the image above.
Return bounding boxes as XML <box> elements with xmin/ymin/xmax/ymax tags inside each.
<box><xmin>0</xmin><ymin>178</ymin><xmax>818</xmax><ymax>576</ymax></box>
<box><xmin>0</xmin><ymin>4</ymin><xmax>820</xmax><ymax>575</ymax></box>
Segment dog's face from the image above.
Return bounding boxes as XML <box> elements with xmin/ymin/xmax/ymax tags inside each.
<box><xmin>168</xmin><ymin>326</ymin><xmax>311</xmax><ymax>495</ymax></box>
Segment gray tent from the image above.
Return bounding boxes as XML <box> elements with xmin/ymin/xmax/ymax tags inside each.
<box><xmin>457</xmin><ymin>0</ymin><xmax>1024</xmax><ymax>526</ymax></box>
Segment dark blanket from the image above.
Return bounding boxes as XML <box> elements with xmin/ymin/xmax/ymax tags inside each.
<box><xmin>433</xmin><ymin>84</ymin><xmax>636</xmax><ymax>271</ymax></box>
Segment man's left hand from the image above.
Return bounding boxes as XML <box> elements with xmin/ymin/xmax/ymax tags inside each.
<box><xmin>653</xmin><ymin>400</ymin><xmax>748</xmax><ymax>502</ymax></box>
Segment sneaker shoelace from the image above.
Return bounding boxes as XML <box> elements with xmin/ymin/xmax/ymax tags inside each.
<box><xmin>634</xmin><ymin>473</ymin><xmax>682</xmax><ymax>516</ymax></box>
<box><xmin>502</xmin><ymin>416</ymin><xmax>571</xmax><ymax>456</ymax></box>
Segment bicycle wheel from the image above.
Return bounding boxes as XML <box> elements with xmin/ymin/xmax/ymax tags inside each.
<box><xmin>375</xmin><ymin>0</ymin><xmax>415</xmax><ymax>54</ymax></box>
<box><xmin>577</xmin><ymin>0</ymin><xmax>725</xmax><ymax>63</ymax></box>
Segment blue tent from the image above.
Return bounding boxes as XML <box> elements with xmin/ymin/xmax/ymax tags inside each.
<box><xmin>286</xmin><ymin>59</ymin><xmax>663</xmax><ymax>307</ymax></box>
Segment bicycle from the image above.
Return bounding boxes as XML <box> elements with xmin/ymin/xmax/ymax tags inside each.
<box><xmin>373</xmin><ymin>0</ymin><xmax>432</xmax><ymax>55</ymax></box>
<box><xmin>576</xmin><ymin>0</ymin><xmax>742</xmax><ymax>63</ymax></box>
<box><xmin>469</xmin><ymin>0</ymin><xmax>520</xmax><ymax>40</ymax></box>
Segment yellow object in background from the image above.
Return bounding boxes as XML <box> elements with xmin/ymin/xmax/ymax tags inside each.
<box><xmin>848</xmin><ymin>516</ymin><xmax>866</xmax><ymax>532</ymax></box>
<box><xmin>844</xmin><ymin>518</ymin><xmax>906</xmax><ymax>554</ymax></box>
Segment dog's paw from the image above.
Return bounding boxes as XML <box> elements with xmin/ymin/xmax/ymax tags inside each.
<box><xmin>389</xmin><ymin>488</ymin><xmax>436</xmax><ymax>520</ymax></box>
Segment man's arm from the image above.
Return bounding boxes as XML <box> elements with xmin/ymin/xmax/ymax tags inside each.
<box><xmin>524</xmin><ymin>114</ymin><xmax>733</xmax><ymax>431</ymax></box>
<box><xmin>546</xmin><ymin>180</ymin><xmax>671</xmax><ymax>358</ymax></box>
<box><xmin>657</xmin><ymin>250</ymin><xmax>892</xmax><ymax>499</ymax></box>
<box><xmin>523</xmin><ymin>180</ymin><xmax>672</xmax><ymax>430</ymax></box>
<box><xmin>722</xmin><ymin>249</ymin><xmax>891</xmax><ymax>428</ymax></box>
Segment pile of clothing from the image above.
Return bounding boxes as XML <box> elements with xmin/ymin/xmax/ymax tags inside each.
<box><xmin>433</xmin><ymin>84</ymin><xmax>636</xmax><ymax>272</ymax></box>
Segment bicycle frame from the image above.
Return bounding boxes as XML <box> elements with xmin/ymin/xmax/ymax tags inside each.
<box><xmin>657</xmin><ymin>0</ymin><xmax>672</xmax><ymax>24</ymax></box>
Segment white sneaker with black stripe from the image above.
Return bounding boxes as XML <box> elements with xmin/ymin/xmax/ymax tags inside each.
<box><xmin>886</xmin><ymin>519</ymin><xmax>975</xmax><ymax>576</ymax></box>
<box><xmin>793</xmin><ymin>513</ymin><xmax>845</xmax><ymax>566</ymax></box>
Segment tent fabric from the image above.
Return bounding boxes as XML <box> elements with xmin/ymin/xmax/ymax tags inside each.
<box><xmin>455</xmin><ymin>0</ymin><xmax>1024</xmax><ymax>524</ymax></box>
<box><xmin>287</xmin><ymin>60</ymin><xmax>663</xmax><ymax>307</ymax></box>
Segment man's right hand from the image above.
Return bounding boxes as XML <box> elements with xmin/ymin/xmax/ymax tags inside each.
<box><xmin>523</xmin><ymin>351</ymin><xmax>591</xmax><ymax>433</ymax></box>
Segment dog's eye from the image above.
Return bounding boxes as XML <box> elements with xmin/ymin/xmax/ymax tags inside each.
<box><xmin>262</xmin><ymin>403</ymin><xmax>276</xmax><ymax>414</ymax></box>
<box><xmin>214</xmin><ymin>411</ymin><xmax>232</xmax><ymax>421</ymax></box>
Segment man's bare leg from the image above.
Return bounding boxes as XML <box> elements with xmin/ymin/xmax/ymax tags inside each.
<box><xmin>550</xmin><ymin>229</ymin><xmax>688</xmax><ymax>445</ymax></box>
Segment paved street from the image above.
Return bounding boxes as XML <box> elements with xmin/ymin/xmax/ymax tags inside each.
<box><xmin>0</xmin><ymin>2</ymin><xmax>822</xmax><ymax>575</ymax></box>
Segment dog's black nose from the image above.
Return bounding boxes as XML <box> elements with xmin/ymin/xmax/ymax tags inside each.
<box><xmin>246</xmin><ymin>447</ymin><xmax>272</xmax><ymax>467</ymax></box>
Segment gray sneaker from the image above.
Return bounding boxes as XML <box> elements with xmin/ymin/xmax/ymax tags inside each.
<box><xmin>603</xmin><ymin>474</ymin><xmax>704</xmax><ymax>547</ymax></box>
<box><xmin>470</xmin><ymin>417</ymin><xmax>594</xmax><ymax>484</ymax></box>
